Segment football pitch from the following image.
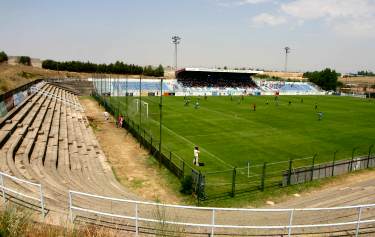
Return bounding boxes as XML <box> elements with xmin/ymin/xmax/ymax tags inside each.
<box><xmin>108</xmin><ymin>95</ymin><xmax>375</xmax><ymax>173</ymax></box>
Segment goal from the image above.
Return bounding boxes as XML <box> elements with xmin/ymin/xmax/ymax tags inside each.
<box><xmin>134</xmin><ymin>99</ymin><xmax>149</xmax><ymax>118</ymax></box>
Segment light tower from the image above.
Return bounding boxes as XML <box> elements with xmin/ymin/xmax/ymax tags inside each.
<box><xmin>172</xmin><ymin>35</ymin><xmax>181</xmax><ymax>70</ymax></box>
<box><xmin>284</xmin><ymin>46</ymin><xmax>291</xmax><ymax>72</ymax></box>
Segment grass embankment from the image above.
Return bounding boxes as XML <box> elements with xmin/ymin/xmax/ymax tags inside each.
<box><xmin>0</xmin><ymin>204</ymin><xmax>120</xmax><ymax>237</ymax></box>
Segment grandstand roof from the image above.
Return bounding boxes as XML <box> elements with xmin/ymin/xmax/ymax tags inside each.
<box><xmin>176</xmin><ymin>68</ymin><xmax>263</xmax><ymax>76</ymax></box>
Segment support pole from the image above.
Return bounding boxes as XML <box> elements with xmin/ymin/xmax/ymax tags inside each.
<box><xmin>69</xmin><ymin>191</ymin><xmax>73</xmax><ymax>222</ymax></box>
<box><xmin>135</xmin><ymin>203</ymin><xmax>139</xmax><ymax>236</ymax></box>
<box><xmin>0</xmin><ymin>174</ymin><xmax>5</xmax><ymax>203</ymax></box>
<box><xmin>350</xmin><ymin>147</ymin><xmax>358</xmax><ymax>172</ymax></box>
<box><xmin>311</xmin><ymin>154</ymin><xmax>317</xmax><ymax>181</ymax></box>
<box><xmin>260</xmin><ymin>162</ymin><xmax>267</xmax><ymax>191</ymax></box>
<box><xmin>139</xmin><ymin>74</ymin><xmax>142</xmax><ymax>146</ymax></box>
<box><xmin>231</xmin><ymin>167</ymin><xmax>236</xmax><ymax>197</ymax></box>
<box><xmin>247</xmin><ymin>161</ymin><xmax>250</xmax><ymax>178</ymax></box>
<box><xmin>288</xmin><ymin>209</ymin><xmax>294</xmax><ymax>237</ymax></box>
<box><xmin>211</xmin><ymin>209</ymin><xmax>215</xmax><ymax>237</ymax></box>
<box><xmin>355</xmin><ymin>207</ymin><xmax>363</xmax><ymax>237</ymax></box>
<box><xmin>39</xmin><ymin>185</ymin><xmax>45</xmax><ymax>219</ymax></box>
<box><xmin>367</xmin><ymin>144</ymin><xmax>373</xmax><ymax>168</ymax></box>
<box><xmin>287</xmin><ymin>159</ymin><xmax>293</xmax><ymax>185</ymax></box>
<box><xmin>159</xmin><ymin>78</ymin><xmax>164</xmax><ymax>167</ymax></box>
<box><xmin>332</xmin><ymin>150</ymin><xmax>338</xmax><ymax>177</ymax></box>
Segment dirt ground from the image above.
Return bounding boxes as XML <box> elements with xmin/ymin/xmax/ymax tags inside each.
<box><xmin>79</xmin><ymin>97</ymin><xmax>184</xmax><ymax>204</ymax></box>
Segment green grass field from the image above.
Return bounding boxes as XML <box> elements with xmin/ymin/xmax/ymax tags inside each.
<box><xmin>108</xmin><ymin>95</ymin><xmax>375</xmax><ymax>171</ymax></box>
<box><xmin>102</xmin><ymin>95</ymin><xmax>375</xmax><ymax>199</ymax></box>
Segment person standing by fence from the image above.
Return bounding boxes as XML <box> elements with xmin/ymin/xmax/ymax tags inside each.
<box><xmin>193</xmin><ymin>146</ymin><xmax>200</xmax><ymax>166</ymax></box>
<box><xmin>118</xmin><ymin>114</ymin><xmax>124</xmax><ymax>128</ymax></box>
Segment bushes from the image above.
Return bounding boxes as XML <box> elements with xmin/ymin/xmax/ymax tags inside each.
<box><xmin>0</xmin><ymin>205</ymin><xmax>31</xmax><ymax>237</ymax></box>
<box><xmin>18</xmin><ymin>56</ymin><xmax>31</xmax><ymax>66</ymax></box>
<box><xmin>180</xmin><ymin>175</ymin><xmax>193</xmax><ymax>194</ymax></box>
<box><xmin>303</xmin><ymin>68</ymin><xmax>340</xmax><ymax>91</ymax></box>
<box><xmin>42</xmin><ymin>59</ymin><xmax>164</xmax><ymax>77</ymax></box>
<box><xmin>0</xmin><ymin>204</ymin><xmax>120</xmax><ymax>237</ymax></box>
<box><xmin>0</xmin><ymin>51</ymin><xmax>8</xmax><ymax>63</ymax></box>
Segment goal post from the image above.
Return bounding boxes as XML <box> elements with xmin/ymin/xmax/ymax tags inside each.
<box><xmin>134</xmin><ymin>99</ymin><xmax>149</xmax><ymax>118</ymax></box>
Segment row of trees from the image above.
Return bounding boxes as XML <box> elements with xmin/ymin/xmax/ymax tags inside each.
<box><xmin>357</xmin><ymin>70</ymin><xmax>375</xmax><ymax>76</ymax></box>
<box><xmin>0</xmin><ymin>51</ymin><xmax>32</xmax><ymax>66</ymax></box>
<box><xmin>303</xmin><ymin>68</ymin><xmax>342</xmax><ymax>91</ymax></box>
<box><xmin>42</xmin><ymin>60</ymin><xmax>164</xmax><ymax>77</ymax></box>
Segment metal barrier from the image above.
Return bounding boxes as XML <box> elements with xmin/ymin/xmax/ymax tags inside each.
<box><xmin>69</xmin><ymin>190</ymin><xmax>375</xmax><ymax>236</ymax></box>
<box><xmin>0</xmin><ymin>171</ymin><xmax>45</xmax><ymax>218</ymax></box>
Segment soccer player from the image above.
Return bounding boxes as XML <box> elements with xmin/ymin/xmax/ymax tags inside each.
<box><xmin>318</xmin><ymin>112</ymin><xmax>324</xmax><ymax>120</ymax></box>
<box><xmin>204</xmin><ymin>93</ymin><xmax>207</xmax><ymax>100</ymax></box>
<box><xmin>195</xmin><ymin>99</ymin><xmax>200</xmax><ymax>109</ymax></box>
<box><xmin>193</xmin><ymin>146</ymin><xmax>200</xmax><ymax>166</ymax></box>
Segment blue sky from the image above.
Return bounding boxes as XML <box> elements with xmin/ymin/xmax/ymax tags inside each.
<box><xmin>1</xmin><ymin>0</ymin><xmax>375</xmax><ymax>73</ymax></box>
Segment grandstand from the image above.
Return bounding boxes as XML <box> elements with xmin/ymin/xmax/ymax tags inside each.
<box><xmin>89</xmin><ymin>68</ymin><xmax>323</xmax><ymax>97</ymax></box>
<box><xmin>255</xmin><ymin>80</ymin><xmax>322</xmax><ymax>95</ymax></box>
<box><xmin>0</xmin><ymin>79</ymin><xmax>374</xmax><ymax>236</ymax></box>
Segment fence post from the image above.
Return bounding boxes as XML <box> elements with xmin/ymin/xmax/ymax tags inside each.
<box><xmin>355</xmin><ymin>206</ymin><xmax>363</xmax><ymax>237</ymax></box>
<box><xmin>287</xmin><ymin>159</ymin><xmax>293</xmax><ymax>185</ymax></box>
<box><xmin>310</xmin><ymin>154</ymin><xmax>317</xmax><ymax>181</ymax></box>
<box><xmin>0</xmin><ymin>174</ymin><xmax>5</xmax><ymax>203</ymax></box>
<box><xmin>39</xmin><ymin>185</ymin><xmax>45</xmax><ymax>220</ymax></box>
<box><xmin>135</xmin><ymin>203</ymin><xmax>139</xmax><ymax>236</ymax></box>
<box><xmin>182</xmin><ymin>160</ymin><xmax>185</xmax><ymax>178</ymax></box>
<box><xmin>367</xmin><ymin>144</ymin><xmax>373</xmax><ymax>168</ymax></box>
<box><xmin>197</xmin><ymin>171</ymin><xmax>202</xmax><ymax>205</ymax></box>
<box><xmin>260</xmin><ymin>162</ymin><xmax>267</xmax><ymax>191</ymax></box>
<box><xmin>349</xmin><ymin>147</ymin><xmax>357</xmax><ymax>172</ymax></box>
<box><xmin>137</xmin><ymin>125</ymin><xmax>141</xmax><ymax>147</ymax></box>
<box><xmin>247</xmin><ymin>161</ymin><xmax>250</xmax><ymax>178</ymax></box>
<box><xmin>69</xmin><ymin>191</ymin><xmax>73</xmax><ymax>222</ymax></box>
<box><xmin>211</xmin><ymin>209</ymin><xmax>215</xmax><ymax>237</ymax></box>
<box><xmin>332</xmin><ymin>150</ymin><xmax>337</xmax><ymax>177</ymax></box>
<box><xmin>231</xmin><ymin>167</ymin><xmax>236</xmax><ymax>197</ymax></box>
<box><xmin>288</xmin><ymin>209</ymin><xmax>294</xmax><ymax>237</ymax></box>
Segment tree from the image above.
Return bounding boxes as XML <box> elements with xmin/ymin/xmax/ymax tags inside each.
<box><xmin>0</xmin><ymin>51</ymin><xmax>8</xmax><ymax>63</ymax></box>
<box><xmin>303</xmin><ymin>68</ymin><xmax>340</xmax><ymax>91</ymax></box>
<box><xmin>18</xmin><ymin>56</ymin><xmax>31</xmax><ymax>66</ymax></box>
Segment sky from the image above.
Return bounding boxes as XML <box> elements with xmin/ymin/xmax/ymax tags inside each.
<box><xmin>1</xmin><ymin>0</ymin><xmax>375</xmax><ymax>73</ymax></box>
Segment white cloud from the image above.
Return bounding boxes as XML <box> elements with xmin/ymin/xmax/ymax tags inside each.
<box><xmin>237</xmin><ymin>0</ymin><xmax>272</xmax><ymax>4</ymax></box>
<box><xmin>279</xmin><ymin>0</ymin><xmax>375</xmax><ymax>37</ymax></box>
<box><xmin>216</xmin><ymin>0</ymin><xmax>272</xmax><ymax>7</ymax></box>
<box><xmin>280</xmin><ymin>0</ymin><xmax>375</xmax><ymax>20</ymax></box>
<box><xmin>248</xmin><ymin>0</ymin><xmax>375</xmax><ymax>37</ymax></box>
<box><xmin>251</xmin><ymin>13</ymin><xmax>286</xmax><ymax>26</ymax></box>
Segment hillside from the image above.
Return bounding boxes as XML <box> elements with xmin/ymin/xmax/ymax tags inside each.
<box><xmin>0</xmin><ymin>63</ymin><xmax>91</xmax><ymax>94</ymax></box>
<box><xmin>0</xmin><ymin>64</ymin><xmax>166</xmax><ymax>94</ymax></box>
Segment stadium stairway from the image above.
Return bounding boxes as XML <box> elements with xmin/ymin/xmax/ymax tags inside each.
<box><xmin>0</xmin><ymin>83</ymin><xmax>138</xmax><ymax>218</ymax></box>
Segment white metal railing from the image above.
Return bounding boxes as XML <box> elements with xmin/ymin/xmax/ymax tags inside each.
<box><xmin>69</xmin><ymin>190</ymin><xmax>375</xmax><ymax>237</ymax></box>
<box><xmin>0</xmin><ymin>171</ymin><xmax>45</xmax><ymax>218</ymax></box>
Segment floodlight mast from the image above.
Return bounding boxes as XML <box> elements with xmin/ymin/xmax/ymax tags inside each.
<box><xmin>284</xmin><ymin>46</ymin><xmax>291</xmax><ymax>72</ymax></box>
<box><xmin>172</xmin><ymin>36</ymin><xmax>181</xmax><ymax>70</ymax></box>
